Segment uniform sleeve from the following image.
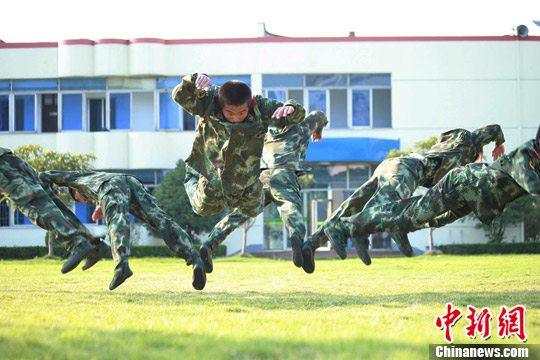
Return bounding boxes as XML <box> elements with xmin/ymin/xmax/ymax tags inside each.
<box><xmin>172</xmin><ymin>73</ymin><xmax>216</xmax><ymax>117</ymax></box>
<box><xmin>472</xmin><ymin>124</ymin><xmax>505</xmax><ymax>147</ymax></box>
<box><xmin>38</xmin><ymin>171</ymin><xmax>73</xmax><ymax>187</ymax></box>
<box><xmin>257</xmin><ymin>97</ymin><xmax>306</xmax><ymax>129</ymax></box>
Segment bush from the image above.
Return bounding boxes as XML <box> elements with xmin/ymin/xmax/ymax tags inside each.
<box><xmin>439</xmin><ymin>242</ymin><xmax>540</xmax><ymax>255</ymax></box>
<box><xmin>0</xmin><ymin>244</ymin><xmax>227</xmax><ymax>260</ymax></box>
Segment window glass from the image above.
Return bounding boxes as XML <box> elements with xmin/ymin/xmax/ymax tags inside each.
<box><xmin>108</xmin><ymin>78</ymin><xmax>154</xmax><ymax>90</ymax></box>
<box><xmin>288</xmin><ymin>90</ymin><xmax>304</xmax><ymax>105</ymax></box>
<box><xmin>266</xmin><ymin>90</ymin><xmax>286</xmax><ymax>103</ymax></box>
<box><xmin>348</xmin><ymin>164</ymin><xmax>371</xmax><ymax>188</ymax></box>
<box><xmin>159</xmin><ymin>92</ymin><xmax>179</xmax><ymax>130</ymax></box>
<box><xmin>0</xmin><ymin>201</ymin><xmax>9</xmax><ymax>226</ymax></box>
<box><xmin>308</xmin><ymin>90</ymin><xmax>326</xmax><ymax>113</ymax></box>
<box><xmin>183</xmin><ymin>111</ymin><xmax>196</xmax><ymax>131</ymax></box>
<box><xmin>12</xmin><ymin>79</ymin><xmax>57</xmax><ymax>91</ymax></box>
<box><xmin>156</xmin><ymin>77</ymin><xmax>182</xmax><ymax>89</ymax></box>
<box><xmin>352</xmin><ymin>90</ymin><xmax>370</xmax><ymax>126</ymax></box>
<box><xmin>14</xmin><ymin>95</ymin><xmax>35</xmax><ymax>131</ymax></box>
<box><xmin>110</xmin><ymin>93</ymin><xmax>130</xmax><ymax>130</ymax></box>
<box><xmin>306</xmin><ymin>75</ymin><xmax>347</xmax><ymax>87</ymax></box>
<box><xmin>62</xmin><ymin>94</ymin><xmax>83</xmax><ymax>130</ymax></box>
<box><xmin>60</xmin><ymin>78</ymin><xmax>106</xmax><ymax>90</ymax></box>
<box><xmin>329</xmin><ymin>89</ymin><xmax>347</xmax><ymax>129</ymax></box>
<box><xmin>132</xmin><ymin>92</ymin><xmax>154</xmax><ymax>131</ymax></box>
<box><xmin>14</xmin><ymin>209</ymin><xmax>32</xmax><ymax>225</ymax></box>
<box><xmin>41</xmin><ymin>94</ymin><xmax>58</xmax><ymax>133</ymax></box>
<box><xmin>263</xmin><ymin>75</ymin><xmax>303</xmax><ymax>88</ymax></box>
<box><xmin>0</xmin><ymin>80</ymin><xmax>10</xmax><ymax>91</ymax></box>
<box><xmin>372</xmin><ymin>89</ymin><xmax>392</xmax><ymax>128</ymax></box>
<box><xmin>350</xmin><ymin>74</ymin><xmax>390</xmax><ymax>87</ymax></box>
<box><xmin>0</xmin><ymin>95</ymin><xmax>9</xmax><ymax>131</ymax></box>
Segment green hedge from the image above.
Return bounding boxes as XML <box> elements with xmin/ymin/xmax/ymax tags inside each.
<box><xmin>439</xmin><ymin>242</ymin><xmax>540</xmax><ymax>255</ymax></box>
<box><xmin>0</xmin><ymin>244</ymin><xmax>227</xmax><ymax>260</ymax></box>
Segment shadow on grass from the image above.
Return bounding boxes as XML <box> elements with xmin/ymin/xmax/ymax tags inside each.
<box><xmin>0</xmin><ymin>325</ymin><xmax>426</xmax><ymax>360</ymax></box>
<box><xmin>3</xmin><ymin>288</ymin><xmax>539</xmax><ymax>310</ymax></box>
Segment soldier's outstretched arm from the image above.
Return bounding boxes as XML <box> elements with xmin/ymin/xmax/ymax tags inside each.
<box><xmin>259</xmin><ymin>97</ymin><xmax>306</xmax><ymax>129</ymax></box>
<box><xmin>172</xmin><ymin>73</ymin><xmax>214</xmax><ymax>117</ymax></box>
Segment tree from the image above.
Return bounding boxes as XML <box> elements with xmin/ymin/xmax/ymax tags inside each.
<box><xmin>3</xmin><ymin>145</ymin><xmax>97</xmax><ymax>256</ymax></box>
<box><xmin>386</xmin><ymin>136</ymin><xmax>438</xmax><ymax>250</ymax></box>
<box><xmin>239</xmin><ymin>218</ymin><xmax>257</xmax><ymax>257</ymax></box>
<box><xmin>151</xmin><ymin>159</ymin><xmax>221</xmax><ymax>242</ymax></box>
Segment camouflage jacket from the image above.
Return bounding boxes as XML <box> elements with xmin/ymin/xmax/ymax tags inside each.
<box><xmin>172</xmin><ymin>73</ymin><xmax>306</xmax><ymax>195</ymax></box>
<box><xmin>491</xmin><ymin>139</ymin><xmax>540</xmax><ymax>196</ymax></box>
<box><xmin>421</xmin><ymin>124</ymin><xmax>505</xmax><ymax>187</ymax></box>
<box><xmin>0</xmin><ymin>147</ymin><xmax>11</xmax><ymax>157</ymax></box>
<box><xmin>462</xmin><ymin>139</ymin><xmax>540</xmax><ymax>224</ymax></box>
<box><xmin>39</xmin><ymin>170</ymin><xmax>138</xmax><ymax>202</ymax></box>
<box><xmin>261</xmin><ymin>110</ymin><xmax>328</xmax><ymax>172</ymax></box>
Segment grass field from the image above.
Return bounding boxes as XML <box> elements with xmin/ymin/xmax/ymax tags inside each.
<box><xmin>0</xmin><ymin>254</ymin><xmax>539</xmax><ymax>359</ymax></box>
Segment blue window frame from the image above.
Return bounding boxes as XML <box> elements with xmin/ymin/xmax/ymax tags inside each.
<box><xmin>0</xmin><ymin>80</ymin><xmax>10</xmax><ymax>91</ymax></box>
<box><xmin>62</xmin><ymin>94</ymin><xmax>83</xmax><ymax>130</ymax></box>
<box><xmin>263</xmin><ymin>75</ymin><xmax>303</xmax><ymax>88</ymax></box>
<box><xmin>14</xmin><ymin>95</ymin><xmax>35</xmax><ymax>131</ymax></box>
<box><xmin>60</xmin><ymin>78</ymin><xmax>106</xmax><ymax>90</ymax></box>
<box><xmin>12</xmin><ymin>79</ymin><xmax>57</xmax><ymax>91</ymax></box>
<box><xmin>14</xmin><ymin>209</ymin><xmax>32</xmax><ymax>225</ymax></box>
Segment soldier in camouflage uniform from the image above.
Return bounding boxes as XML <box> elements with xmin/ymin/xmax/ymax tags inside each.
<box><xmin>304</xmin><ymin>124</ymin><xmax>505</xmax><ymax>273</ymax></box>
<box><xmin>342</xmin><ymin>127</ymin><xmax>540</xmax><ymax>241</ymax></box>
<box><xmin>39</xmin><ymin>170</ymin><xmax>206</xmax><ymax>291</ymax></box>
<box><xmin>198</xmin><ymin>110</ymin><xmax>328</xmax><ymax>272</ymax></box>
<box><xmin>0</xmin><ymin>147</ymin><xmax>108</xmax><ymax>274</ymax></box>
<box><xmin>173</xmin><ymin>73</ymin><xmax>306</xmax><ymax>219</ymax></box>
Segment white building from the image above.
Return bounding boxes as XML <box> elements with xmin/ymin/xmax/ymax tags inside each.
<box><xmin>1</xmin><ymin>30</ymin><xmax>538</xmax><ymax>255</ymax></box>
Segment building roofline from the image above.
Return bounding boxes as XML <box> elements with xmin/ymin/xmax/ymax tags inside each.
<box><xmin>2</xmin><ymin>35</ymin><xmax>540</xmax><ymax>48</ymax></box>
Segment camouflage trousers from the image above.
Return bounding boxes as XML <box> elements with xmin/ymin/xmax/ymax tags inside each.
<box><xmin>99</xmin><ymin>176</ymin><xmax>197</xmax><ymax>266</ymax></box>
<box><xmin>203</xmin><ymin>168</ymin><xmax>305</xmax><ymax>251</ymax></box>
<box><xmin>0</xmin><ymin>153</ymin><xmax>96</xmax><ymax>251</ymax></box>
<box><xmin>343</xmin><ymin>165</ymin><xmax>528</xmax><ymax>236</ymax></box>
<box><xmin>309</xmin><ymin>157</ymin><xmax>425</xmax><ymax>249</ymax></box>
<box><xmin>184</xmin><ymin>165</ymin><xmax>263</xmax><ymax>218</ymax></box>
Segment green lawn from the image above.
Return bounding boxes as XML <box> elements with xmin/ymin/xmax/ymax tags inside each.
<box><xmin>0</xmin><ymin>254</ymin><xmax>539</xmax><ymax>359</ymax></box>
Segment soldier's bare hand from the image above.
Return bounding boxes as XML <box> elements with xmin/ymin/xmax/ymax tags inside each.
<box><xmin>272</xmin><ymin>105</ymin><xmax>294</xmax><ymax>119</ymax></box>
<box><xmin>312</xmin><ymin>132</ymin><xmax>322</xmax><ymax>142</ymax></box>
<box><xmin>492</xmin><ymin>144</ymin><xmax>505</xmax><ymax>160</ymax></box>
<box><xmin>92</xmin><ymin>205</ymin><xmax>104</xmax><ymax>222</ymax></box>
<box><xmin>196</xmin><ymin>74</ymin><xmax>211</xmax><ymax>90</ymax></box>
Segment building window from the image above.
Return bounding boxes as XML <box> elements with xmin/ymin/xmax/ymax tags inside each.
<box><xmin>0</xmin><ymin>201</ymin><xmax>9</xmax><ymax>227</ymax></box>
<box><xmin>352</xmin><ymin>90</ymin><xmax>370</xmax><ymax>127</ymax></box>
<box><xmin>132</xmin><ymin>92</ymin><xmax>155</xmax><ymax>131</ymax></box>
<box><xmin>41</xmin><ymin>94</ymin><xmax>58</xmax><ymax>133</ymax></box>
<box><xmin>14</xmin><ymin>95</ymin><xmax>35</xmax><ymax>131</ymax></box>
<box><xmin>62</xmin><ymin>94</ymin><xmax>83</xmax><ymax>130</ymax></box>
<box><xmin>263</xmin><ymin>74</ymin><xmax>391</xmax><ymax>129</ymax></box>
<box><xmin>110</xmin><ymin>93</ymin><xmax>130</xmax><ymax>130</ymax></box>
<box><xmin>0</xmin><ymin>95</ymin><xmax>9</xmax><ymax>132</ymax></box>
<box><xmin>14</xmin><ymin>209</ymin><xmax>32</xmax><ymax>225</ymax></box>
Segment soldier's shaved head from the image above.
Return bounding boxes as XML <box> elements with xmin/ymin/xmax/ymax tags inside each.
<box><xmin>218</xmin><ymin>80</ymin><xmax>252</xmax><ymax>108</ymax></box>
